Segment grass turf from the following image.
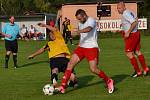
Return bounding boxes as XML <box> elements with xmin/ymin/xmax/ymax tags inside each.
<box><xmin>0</xmin><ymin>36</ymin><xmax>150</xmax><ymax>100</ymax></box>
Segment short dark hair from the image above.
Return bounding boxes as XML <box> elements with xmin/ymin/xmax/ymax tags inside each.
<box><xmin>75</xmin><ymin>9</ymin><xmax>86</xmax><ymax>16</ymax></box>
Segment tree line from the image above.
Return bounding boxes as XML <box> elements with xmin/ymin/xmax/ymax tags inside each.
<box><xmin>0</xmin><ymin>0</ymin><xmax>149</xmax><ymax>17</ymax></box>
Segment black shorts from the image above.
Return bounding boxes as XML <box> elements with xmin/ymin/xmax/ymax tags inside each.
<box><xmin>5</xmin><ymin>39</ymin><xmax>18</xmax><ymax>53</ymax></box>
<box><xmin>66</xmin><ymin>31</ymin><xmax>72</xmax><ymax>39</ymax></box>
<box><xmin>50</xmin><ymin>57</ymin><xmax>69</xmax><ymax>72</ymax></box>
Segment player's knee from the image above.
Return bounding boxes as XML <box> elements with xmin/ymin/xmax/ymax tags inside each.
<box><xmin>52</xmin><ymin>68</ymin><xmax>58</xmax><ymax>73</ymax></box>
<box><xmin>125</xmin><ymin>52</ymin><xmax>133</xmax><ymax>59</ymax></box>
<box><xmin>135</xmin><ymin>50</ymin><xmax>142</xmax><ymax>55</ymax></box>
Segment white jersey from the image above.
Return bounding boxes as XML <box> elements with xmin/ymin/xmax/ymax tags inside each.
<box><xmin>78</xmin><ymin>17</ymin><xmax>99</xmax><ymax>48</ymax></box>
<box><xmin>121</xmin><ymin>10</ymin><xmax>138</xmax><ymax>33</ymax></box>
<box><xmin>29</xmin><ymin>27</ymin><xmax>36</xmax><ymax>33</ymax></box>
<box><xmin>20</xmin><ymin>27</ymin><xmax>27</xmax><ymax>34</ymax></box>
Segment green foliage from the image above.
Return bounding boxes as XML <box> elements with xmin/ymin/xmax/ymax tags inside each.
<box><xmin>0</xmin><ymin>0</ymin><xmax>65</xmax><ymax>15</ymax></box>
<box><xmin>1</xmin><ymin>0</ymin><xmax>24</xmax><ymax>15</ymax></box>
<box><xmin>0</xmin><ymin>0</ymin><xmax>150</xmax><ymax>17</ymax></box>
<box><xmin>143</xmin><ymin>0</ymin><xmax>150</xmax><ymax>16</ymax></box>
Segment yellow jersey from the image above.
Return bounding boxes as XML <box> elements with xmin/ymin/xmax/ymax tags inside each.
<box><xmin>66</xmin><ymin>24</ymin><xmax>73</xmax><ymax>32</ymax></box>
<box><xmin>43</xmin><ymin>30</ymin><xmax>70</xmax><ymax>59</ymax></box>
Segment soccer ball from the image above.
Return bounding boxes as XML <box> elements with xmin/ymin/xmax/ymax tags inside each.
<box><xmin>43</xmin><ymin>84</ymin><xmax>54</xmax><ymax>95</ymax></box>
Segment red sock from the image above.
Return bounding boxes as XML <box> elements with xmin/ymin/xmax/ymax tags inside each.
<box><xmin>61</xmin><ymin>70</ymin><xmax>72</xmax><ymax>88</ymax></box>
<box><xmin>98</xmin><ymin>71</ymin><xmax>109</xmax><ymax>83</ymax></box>
<box><xmin>130</xmin><ymin>57</ymin><xmax>141</xmax><ymax>73</ymax></box>
<box><xmin>138</xmin><ymin>55</ymin><xmax>148</xmax><ymax>71</ymax></box>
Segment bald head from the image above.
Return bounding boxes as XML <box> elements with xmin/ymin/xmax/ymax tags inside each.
<box><xmin>117</xmin><ymin>2</ymin><xmax>126</xmax><ymax>14</ymax></box>
<box><xmin>118</xmin><ymin>2</ymin><xmax>125</xmax><ymax>7</ymax></box>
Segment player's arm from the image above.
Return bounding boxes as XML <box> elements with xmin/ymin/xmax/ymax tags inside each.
<box><xmin>126</xmin><ymin>17</ymin><xmax>138</xmax><ymax>35</ymax></box>
<box><xmin>76</xmin><ymin>26</ymin><xmax>93</xmax><ymax>34</ymax></box>
<box><xmin>0</xmin><ymin>32</ymin><xmax>7</xmax><ymax>36</ymax></box>
<box><xmin>73</xmin><ymin>18</ymin><xmax>95</xmax><ymax>35</ymax></box>
<box><xmin>0</xmin><ymin>32</ymin><xmax>11</xmax><ymax>38</ymax></box>
<box><xmin>124</xmin><ymin>11</ymin><xmax>138</xmax><ymax>38</ymax></box>
<box><xmin>1</xmin><ymin>25</ymin><xmax>12</xmax><ymax>38</ymax></box>
<box><xmin>37</xmin><ymin>23</ymin><xmax>57</xmax><ymax>32</ymax></box>
<box><xmin>72</xmin><ymin>26</ymin><xmax>93</xmax><ymax>37</ymax></box>
<box><xmin>28</xmin><ymin>44</ymin><xmax>49</xmax><ymax>59</ymax></box>
<box><xmin>37</xmin><ymin>23</ymin><xmax>56</xmax><ymax>40</ymax></box>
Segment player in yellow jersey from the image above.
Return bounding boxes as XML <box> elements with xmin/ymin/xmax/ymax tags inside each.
<box><xmin>28</xmin><ymin>23</ymin><xmax>78</xmax><ymax>88</ymax></box>
<box><xmin>65</xmin><ymin>19</ymin><xmax>74</xmax><ymax>45</ymax></box>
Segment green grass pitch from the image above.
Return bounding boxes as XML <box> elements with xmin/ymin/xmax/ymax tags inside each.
<box><xmin>0</xmin><ymin>35</ymin><xmax>150</xmax><ymax>100</ymax></box>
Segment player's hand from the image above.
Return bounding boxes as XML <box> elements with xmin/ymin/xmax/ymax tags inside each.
<box><xmin>28</xmin><ymin>55</ymin><xmax>34</xmax><ymax>59</ymax></box>
<box><xmin>37</xmin><ymin>23</ymin><xmax>46</xmax><ymax>27</ymax></box>
<box><xmin>5</xmin><ymin>34</ymin><xmax>12</xmax><ymax>38</ymax></box>
<box><xmin>124</xmin><ymin>32</ymin><xmax>130</xmax><ymax>39</ymax></box>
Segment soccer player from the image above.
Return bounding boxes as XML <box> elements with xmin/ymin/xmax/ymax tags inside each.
<box><xmin>65</xmin><ymin>19</ymin><xmax>74</xmax><ymax>45</ymax></box>
<box><xmin>2</xmin><ymin>16</ymin><xmax>20</xmax><ymax>68</ymax></box>
<box><xmin>28</xmin><ymin>23</ymin><xmax>77</xmax><ymax>88</ymax></box>
<box><xmin>117</xmin><ymin>2</ymin><xmax>149</xmax><ymax>77</ymax></box>
<box><xmin>57</xmin><ymin>9</ymin><xmax>114</xmax><ymax>94</ymax></box>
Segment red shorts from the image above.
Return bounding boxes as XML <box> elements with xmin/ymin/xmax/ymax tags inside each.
<box><xmin>73</xmin><ymin>47</ymin><xmax>99</xmax><ymax>64</ymax></box>
<box><xmin>122</xmin><ymin>31</ymin><xmax>141</xmax><ymax>52</ymax></box>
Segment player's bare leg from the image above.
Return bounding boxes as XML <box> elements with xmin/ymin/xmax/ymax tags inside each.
<box><xmin>89</xmin><ymin>60</ymin><xmax>114</xmax><ymax>93</ymax></box>
<box><xmin>125</xmin><ymin>51</ymin><xmax>142</xmax><ymax>77</ymax></box>
<box><xmin>135</xmin><ymin>50</ymin><xmax>149</xmax><ymax>76</ymax></box>
<box><xmin>58</xmin><ymin>54</ymin><xmax>80</xmax><ymax>93</ymax></box>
